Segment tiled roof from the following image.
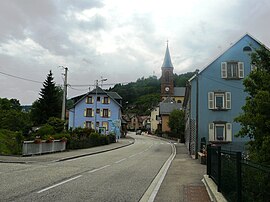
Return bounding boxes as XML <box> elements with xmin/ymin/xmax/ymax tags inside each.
<box><xmin>159</xmin><ymin>102</ymin><xmax>182</xmax><ymax>115</ymax></box>
<box><xmin>174</xmin><ymin>87</ymin><xmax>186</xmax><ymax>97</ymax></box>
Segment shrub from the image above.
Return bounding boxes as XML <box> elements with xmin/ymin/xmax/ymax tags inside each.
<box><xmin>47</xmin><ymin>117</ymin><xmax>65</xmax><ymax>133</ymax></box>
<box><xmin>37</xmin><ymin>124</ymin><xmax>55</xmax><ymax>138</ymax></box>
<box><xmin>0</xmin><ymin>129</ymin><xmax>23</xmax><ymax>155</ymax></box>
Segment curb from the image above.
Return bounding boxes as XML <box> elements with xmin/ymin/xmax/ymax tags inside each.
<box><xmin>0</xmin><ymin>138</ymin><xmax>135</xmax><ymax>164</ymax></box>
<box><xmin>202</xmin><ymin>175</ymin><xmax>227</xmax><ymax>202</ymax></box>
<box><xmin>56</xmin><ymin>139</ymin><xmax>135</xmax><ymax>162</ymax></box>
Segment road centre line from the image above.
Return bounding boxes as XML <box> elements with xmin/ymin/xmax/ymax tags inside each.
<box><xmin>37</xmin><ymin>175</ymin><xmax>82</xmax><ymax>194</ymax></box>
<box><xmin>129</xmin><ymin>154</ymin><xmax>138</xmax><ymax>158</ymax></box>
<box><xmin>88</xmin><ymin>165</ymin><xmax>111</xmax><ymax>173</ymax></box>
<box><xmin>114</xmin><ymin>158</ymin><xmax>127</xmax><ymax>164</ymax></box>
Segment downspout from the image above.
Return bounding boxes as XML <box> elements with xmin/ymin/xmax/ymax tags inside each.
<box><xmin>195</xmin><ymin>70</ymin><xmax>199</xmax><ymax>159</ymax></box>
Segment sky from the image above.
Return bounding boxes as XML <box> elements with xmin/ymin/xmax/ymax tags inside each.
<box><xmin>0</xmin><ymin>0</ymin><xmax>270</xmax><ymax>105</ymax></box>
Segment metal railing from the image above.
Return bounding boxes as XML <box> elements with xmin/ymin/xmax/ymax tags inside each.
<box><xmin>22</xmin><ymin>140</ymin><xmax>66</xmax><ymax>156</ymax></box>
<box><xmin>207</xmin><ymin>144</ymin><xmax>270</xmax><ymax>202</ymax></box>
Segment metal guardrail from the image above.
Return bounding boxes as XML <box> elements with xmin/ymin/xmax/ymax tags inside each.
<box><xmin>22</xmin><ymin>140</ymin><xmax>66</xmax><ymax>156</ymax></box>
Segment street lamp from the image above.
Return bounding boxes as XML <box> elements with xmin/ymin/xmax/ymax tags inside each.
<box><xmin>94</xmin><ymin>78</ymin><xmax>107</xmax><ymax>132</ymax></box>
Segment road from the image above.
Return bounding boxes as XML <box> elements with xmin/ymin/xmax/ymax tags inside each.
<box><xmin>0</xmin><ymin>134</ymin><xmax>173</xmax><ymax>202</ymax></box>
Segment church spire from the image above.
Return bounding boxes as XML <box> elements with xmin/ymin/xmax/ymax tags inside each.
<box><xmin>161</xmin><ymin>41</ymin><xmax>174</xmax><ymax>69</ymax></box>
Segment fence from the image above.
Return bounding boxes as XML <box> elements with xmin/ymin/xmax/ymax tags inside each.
<box><xmin>22</xmin><ymin>140</ymin><xmax>66</xmax><ymax>156</ymax></box>
<box><xmin>207</xmin><ymin>145</ymin><xmax>270</xmax><ymax>202</ymax></box>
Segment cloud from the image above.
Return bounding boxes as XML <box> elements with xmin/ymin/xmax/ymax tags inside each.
<box><xmin>0</xmin><ymin>0</ymin><xmax>270</xmax><ymax>104</ymax></box>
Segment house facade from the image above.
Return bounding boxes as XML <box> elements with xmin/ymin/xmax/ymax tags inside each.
<box><xmin>69</xmin><ymin>87</ymin><xmax>122</xmax><ymax>134</ymax></box>
<box><xmin>184</xmin><ymin>34</ymin><xmax>263</xmax><ymax>156</ymax></box>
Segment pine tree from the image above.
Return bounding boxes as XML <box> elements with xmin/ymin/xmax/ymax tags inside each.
<box><xmin>31</xmin><ymin>71</ymin><xmax>62</xmax><ymax>124</ymax></box>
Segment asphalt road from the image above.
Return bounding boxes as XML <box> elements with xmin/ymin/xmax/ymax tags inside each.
<box><xmin>0</xmin><ymin>134</ymin><xmax>173</xmax><ymax>202</ymax></box>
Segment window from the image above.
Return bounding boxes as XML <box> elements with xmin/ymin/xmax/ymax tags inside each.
<box><xmin>85</xmin><ymin>121</ymin><xmax>93</xmax><ymax>129</ymax></box>
<box><xmin>101</xmin><ymin>109</ymin><xmax>111</xmax><ymax>118</ymax></box>
<box><xmin>208</xmin><ymin>92</ymin><xmax>231</xmax><ymax>110</ymax></box>
<box><xmin>86</xmin><ymin>96</ymin><xmax>93</xmax><ymax>104</ymax></box>
<box><xmin>221</xmin><ymin>62</ymin><xmax>244</xmax><ymax>79</ymax></box>
<box><xmin>243</xmin><ymin>46</ymin><xmax>252</xmax><ymax>52</ymax></box>
<box><xmin>102</xmin><ymin>121</ymin><xmax>108</xmax><ymax>130</ymax></box>
<box><xmin>84</xmin><ymin>108</ymin><xmax>93</xmax><ymax>117</ymax></box>
<box><xmin>97</xmin><ymin>96</ymin><xmax>100</xmax><ymax>102</ymax></box>
<box><xmin>96</xmin><ymin>108</ymin><xmax>100</xmax><ymax>114</ymax></box>
<box><xmin>96</xmin><ymin>122</ymin><xmax>99</xmax><ymax>127</ymax></box>
<box><xmin>103</xmin><ymin>97</ymin><xmax>110</xmax><ymax>104</ymax></box>
<box><xmin>209</xmin><ymin>122</ymin><xmax>232</xmax><ymax>142</ymax></box>
<box><xmin>165</xmin><ymin>71</ymin><xmax>170</xmax><ymax>82</ymax></box>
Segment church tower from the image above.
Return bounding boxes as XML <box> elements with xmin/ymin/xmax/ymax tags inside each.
<box><xmin>161</xmin><ymin>42</ymin><xmax>174</xmax><ymax>98</ymax></box>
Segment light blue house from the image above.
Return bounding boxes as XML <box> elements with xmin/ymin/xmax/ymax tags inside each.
<box><xmin>68</xmin><ymin>87</ymin><xmax>122</xmax><ymax>136</ymax></box>
<box><xmin>184</xmin><ymin>34</ymin><xmax>265</xmax><ymax>156</ymax></box>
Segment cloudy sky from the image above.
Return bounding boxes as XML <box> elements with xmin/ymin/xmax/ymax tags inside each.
<box><xmin>0</xmin><ymin>0</ymin><xmax>270</xmax><ymax>105</ymax></box>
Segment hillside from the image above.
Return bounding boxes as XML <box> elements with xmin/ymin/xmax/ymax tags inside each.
<box><xmin>109</xmin><ymin>71</ymin><xmax>195</xmax><ymax>115</ymax></box>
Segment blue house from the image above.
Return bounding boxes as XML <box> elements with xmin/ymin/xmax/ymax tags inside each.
<box><xmin>68</xmin><ymin>87</ymin><xmax>122</xmax><ymax>136</ymax></box>
<box><xmin>184</xmin><ymin>34</ymin><xmax>265</xmax><ymax>156</ymax></box>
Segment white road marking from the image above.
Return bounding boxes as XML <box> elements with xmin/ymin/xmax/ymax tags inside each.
<box><xmin>138</xmin><ymin>151</ymin><xmax>144</xmax><ymax>155</ymax></box>
<box><xmin>88</xmin><ymin>165</ymin><xmax>111</xmax><ymax>173</ymax></box>
<box><xmin>129</xmin><ymin>154</ymin><xmax>138</xmax><ymax>158</ymax></box>
<box><xmin>114</xmin><ymin>158</ymin><xmax>127</xmax><ymax>164</ymax></box>
<box><xmin>37</xmin><ymin>175</ymin><xmax>82</xmax><ymax>193</ymax></box>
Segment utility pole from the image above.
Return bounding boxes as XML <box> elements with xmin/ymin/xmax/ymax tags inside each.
<box><xmin>94</xmin><ymin>79</ymin><xmax>98</xmax><ymax>132</ymax></box>
<box><xmin>195</xmin><ymin>69</ymin><xmax>199</xmax><ymax>159</ymax></box>
<box><xmin>61</xmin><ymin>67</ymin><xmax>68</xmax><ymax>121</ymax></box>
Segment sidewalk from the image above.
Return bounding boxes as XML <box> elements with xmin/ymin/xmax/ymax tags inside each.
<box><xmin>154</xmin><ymin>143</ymin><xmax>211</xmax><ymax>202</ymax></box>
<box><xmin>0</xmin><ymin>136</ymin><xmax>134</xmax><ymax>164</ymax></box>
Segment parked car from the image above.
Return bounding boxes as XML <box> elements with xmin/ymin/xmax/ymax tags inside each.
<box><xmin>136</xmin><ymin>129</ymin><xmax>142</xmax><ymax>135</ymax></box>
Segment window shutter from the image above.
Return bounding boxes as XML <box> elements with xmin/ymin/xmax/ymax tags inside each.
<box><xmin>209</xmin><ymin>123</ymin><xmax>214</xmax><ymax>141</ymax></box>
<box><xmin>238</xmin><ymin>62</ymin><xmax>244</xmax><ymax>78</ymax></box>
<box><xmin>100</xmin><ymin>109</ymin><xmax>103</xmax><ymax>117</ymax></box>
<box><xmin>108</xmin><ymin>109</ymin><xmax>111</xmax><ymax>117</ymax></box>
<box><xmin>221</xmin><ymin>62</ymin><xmax>227</xmax><ymax>78</ymax></box>
<box><xmin>92</xmin><ymin>109</ymin><xmax>94</xmax><ymax>117</ymax></box>
<box><xmin>208</xmin><ymin>92</ymin><xmax>214</xmax><ymax>109</ymax></box>
<box><xmin>251</xmin><ymin>64</ymin><xmax>257</xmax><ymax>72</ymax></box>
<box><xmin>108</xmin><ymin>97</ymin><xmax>110</xmax><ymax>104</ymax></box>
<box><xmin>225</xmin><ymin>92</ymin><xmax>231</xmax><ymax>109</ymax></box>
<box><xmin>91</xmin><ymin>122</ymin><xmax>94</xmax><ymax>129</ymax></box>
<box><xmin>85</xmin><ymin>97</ymin><xmax>87</xmax><ymax>103</ymax></box>
<box><xmin>84</xmin><ymin>109</ymin><xmax>86</xmax><ymax>117</ymax></box>
<box><xmin>102</xmin><ymin>98</ymin><xmax>104</xmax><ymax>104</ymax></box>
<box><xmin>226</xmin><ymin>123</ymin><xmax>232</xmax><ymax>141</ymax></box>
<box><xmin>83</xmin><ymin>122</ymin><xmax>86</xmax><ymax>128</ymax></box>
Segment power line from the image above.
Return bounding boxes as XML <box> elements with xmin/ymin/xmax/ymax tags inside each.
<box><xmin>0</xmin><ymin>70</ymin><xmax>43</xmax><ymax>84</ymax></box>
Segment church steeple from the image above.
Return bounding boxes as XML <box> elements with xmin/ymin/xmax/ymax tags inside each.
<box><xmin>161</xmin><ymin>41</ymin><xmax>174</xmax><ymax>69</ymax></box>
<box><xmin>161</xmin><ymin>41</ymin><xmax>174</xmax><ymax>98</ymax></box>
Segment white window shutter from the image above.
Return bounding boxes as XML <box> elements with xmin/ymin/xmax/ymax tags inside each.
<box><xmin>238</xmin><ymin>62</ymin><xmax>244</xmax><ymax>78</ymax></box>
<box><xmin>221</xmin><ymin>62</ymin><xmax>227</xmax><ymax>78</ymax></box>
<box><xmin>85</xmin><ymin>97</ymin><xmax>87</xmax><ymax>103</ymax></box>
<box><xmin>108</xmin><ymin>109</ymin><xmax>111</xmax><ymax>117</ymax></box>
<box><xmin>100</xmin><ymin>109</ymin><xmax>103</xmax><ymax>117</ymax></box>
<box><xmin>108</xmin><ymin>97</ymin><xmax>110</xmax><ymax>104</ymax></box>
<box><xmin>208</xmin><ymin>92</ymin><xmax>214</xmax><ymax>109</ymax></box>
<box><xmin>225</xmin><ymin>92</ymin><xmax>231</xmax><ymax>109</ymax></box>
<box><xmin>83</xmin><ymin>122</ymin><xmax>86</xmax><ymax>128</ymax></box>
<box><xmin>92</xmin><ymin>109</ymin><xmax>94</xmax><ymax>117</ymax></box>
<box><xmin>91</xmin><ymin>122</ymin><xmax>94</xmax><ymax>129</ymax></box>
<box><xmin>226</xmin><ymin>123</ymin><xmax>232</xmax><ymax>141</ymax></box>
<box><xmin>209</xmin><ymin>123</ymin><xmax>215</xmax><ymax>141</ymax></box>
<box><xmin>84</xmin><ymin>109</ymin><xmax>86</xmax><ymax>117</ymax></box>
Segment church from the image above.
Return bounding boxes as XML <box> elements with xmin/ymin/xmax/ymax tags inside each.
<box><xmin>150</xmin><ymin>43</ymin><xmax>185</xmax><ymax>133</ymax></box>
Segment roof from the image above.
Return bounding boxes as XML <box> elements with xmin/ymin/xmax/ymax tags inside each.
<box><xmin>159</xmin><ymin>102</ymin><xmax>182</xmax><ymax>115</ymax></box>
<box><xmin>70</xmin><ymin>86</ymin><xmax>122</xmax><ymax>108</ymax></box>
<box><xmin>161</xmin><ymin>43</ymin><xmax>174</xmax><ymax>68</ymax></box>
<box><xmin>189</xmin><ymin>33</ymin><xmax>265</xmax><ymax>82</ymax></box>
<box><xmin>174</xmin><ymin>87</ymin><xmax>186</xmax><ymax>97</ymax></box>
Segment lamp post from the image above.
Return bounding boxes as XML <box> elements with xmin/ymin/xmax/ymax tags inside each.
<box><xmin>94</xmin><ymin>78</ymin><xmax>107</xmax><ymax>132</ymax></box>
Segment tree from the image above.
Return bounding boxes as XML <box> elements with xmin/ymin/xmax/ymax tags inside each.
<box><xmin>235</xmin><ymin>45</ymin><xmax>270</xmax><ymax>165</ymax></box>
<box><xmin>168</xmin><ymin>109</ymin><xmax>185</xmax><ymax>142</ymax></box>
<box><xmin>0</xmin><ymin>98</ymin><xmax>32</xmax><ymax>135</ymax></box>
<box><xmin>31</xmin><ymin>70</ymin><xmax>62</xmax><ymax>125</ymax></box>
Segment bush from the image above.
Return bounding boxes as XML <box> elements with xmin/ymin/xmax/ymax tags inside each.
<box><xmin>0</xmin><ymin>129</ymin><xmax>23</xmax><ymax>155</ymax></box>
<box><xmin>37</xmin><ymin>124</ymin><xmax>55</xmax><ymax>138</ymax></box>
<box><xmin>47</xmin><ymin>117</ymin><xmax>65</xmax><ymax>133</ymax></box>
